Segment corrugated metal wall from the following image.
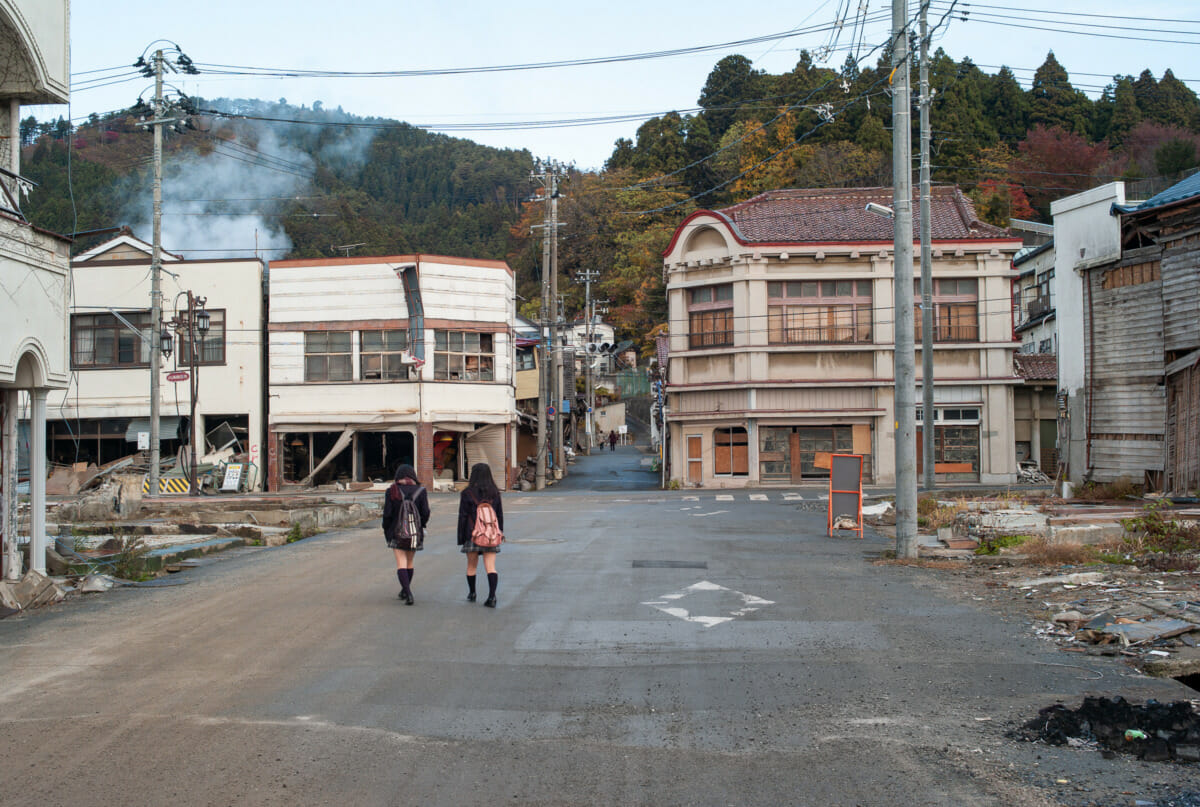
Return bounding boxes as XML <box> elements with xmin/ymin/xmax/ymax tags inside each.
<box><xmin>1086</xmin><ymin>256</ymin><xmax>1166</xmax><ymax>480</ymax></box>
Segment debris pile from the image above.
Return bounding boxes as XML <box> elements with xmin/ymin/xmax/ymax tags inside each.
<box><xmin>1014</xmin><ymin>696</ymin><xmax>1200</xmax><ymax>763</ymax></box>
<box><xmin>1013</xmin><ymin>571</ymin><xmax>1200</xmax><ymax>666</ymax></box>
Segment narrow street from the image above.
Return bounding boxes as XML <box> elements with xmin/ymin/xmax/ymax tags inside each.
<box><xmin>0</xmin><ymin>447</ymin><xmax>1194</xmax><ymax>806</ymax></box>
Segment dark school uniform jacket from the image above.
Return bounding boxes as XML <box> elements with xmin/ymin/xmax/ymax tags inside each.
<box><xmin>456</xmin><ymin>487</ymin><xmax>504</xmax><ymax>546</ymax></box>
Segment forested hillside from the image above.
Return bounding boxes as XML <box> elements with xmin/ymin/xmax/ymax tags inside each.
<box><xmin>19</xmin><ymin>50</ymin><xmax>1200</xmax><ymax>350</ymax></box>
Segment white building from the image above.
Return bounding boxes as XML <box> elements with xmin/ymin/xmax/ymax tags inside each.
<box><xmin>45</xmin><ymin>234</ymin><xmax>267</xmax><ymax>488</ymax></box>
<box><xmin>266</xmin><ymin>254</ymin><xmax>517</xmax><ymax>490</ymax></box>
<box><xmin>1</xmin><ymin>0</ymin><xmax>71</xmax><ymax>578</ymax></box>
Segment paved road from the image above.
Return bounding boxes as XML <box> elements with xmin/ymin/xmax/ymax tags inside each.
<box><xmin>0</xmin><ymin>448</ymin><xmax>1194</xmax><ymax>806</ymax></box>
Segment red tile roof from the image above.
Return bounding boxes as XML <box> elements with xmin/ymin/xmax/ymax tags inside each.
<box><xmin>714</xmin><ymin>186</ymin><xmax>1011</xmax><ymax>244</ymax></box>
<box><xmin>1013</xmin><ymin>353</ymin><xmax>1057</xmax><ymax>382</ymax></box>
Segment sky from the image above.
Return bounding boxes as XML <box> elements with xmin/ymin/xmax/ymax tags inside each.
<box><xmin>31</xmin><ymin>0</ymin><xmax>1200</xmax><ymax>171</ymax></box>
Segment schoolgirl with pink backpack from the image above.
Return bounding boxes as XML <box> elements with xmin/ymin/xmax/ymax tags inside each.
<box><xmin>456</xmin><ymin>462</ymin><xmax>505</xmax><ymax>607</ymax></box>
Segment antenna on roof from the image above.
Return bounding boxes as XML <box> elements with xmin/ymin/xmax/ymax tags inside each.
<box><xmin>332</xmin><ymin>242</ymin><xmax>366</xmax><ymax>257</ymax></box>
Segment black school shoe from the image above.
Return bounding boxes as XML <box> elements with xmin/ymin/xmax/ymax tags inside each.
<box><xmin>484</xmin><ymin>596</ymin><xmax>496</xmax><ymax>608</ymax></box>
<box><xmin>467</xmin><ymin>592</ymin><xmax>476</xmax><ymax>602</ymax></box>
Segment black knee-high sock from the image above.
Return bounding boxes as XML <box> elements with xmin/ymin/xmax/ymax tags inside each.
<box><xmin>466</xmin><ymin>574</ymin><xmax>476</xmax><ymax>595</ymax></box>
<box><xmin>397</xmin><ymin>568</ymin><xmax>411</xmax><ymax>595</ymax></box>
<box><xmin>487</xmin><ymin>571</ymin><xmax>498</xmax><ymax>598</ymax></box>
<box><xmin>407</xmin><ymin>566</ymin><xmax>414</xmax><ymax>583</ymax></box>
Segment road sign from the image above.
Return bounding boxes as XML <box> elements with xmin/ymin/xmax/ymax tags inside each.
<box><xmin>166</xmin><ymin>370</ymin><xmax>189</xmax><ymax>382</ymax></box>
<box><xmin>546</xmin><ymin>406</ymin><xmax>556</xmax><ymax>417</ymax></box>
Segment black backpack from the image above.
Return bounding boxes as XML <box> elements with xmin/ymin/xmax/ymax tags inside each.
<box><xmin>392</xmin><ymin>486</ymin><xmax>424</xmax><ymax>549</ymax></box>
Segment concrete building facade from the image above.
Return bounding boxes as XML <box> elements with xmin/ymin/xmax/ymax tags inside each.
<box><xmin>266</xmin><ymin>255</ymin><xmax>517</xmax><ymax>491</ymax></box>
<box><xmin>1</xmin><ymin>0</ymin><xmax>71</xmax><ymax>579</ymax></box>
<box><xmin>662</xmin><ymin>187</ymin><xmax>1022</xmax><ymax>488</ymax></box>
<box><xmin>46</xmin><ymin>235</ymin><xmax>267</xmax><ymax>489</ymax></box>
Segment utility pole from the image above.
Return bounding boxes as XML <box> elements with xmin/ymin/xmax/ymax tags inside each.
<box><xmin>148</xmin><ymin>49</ymin><xmax>166</xmax><ymax>499</ymax></box>
<box><xmin>891</xmin><ymin>0</ymin><xmax>918</xmax><ymax>558</ymax></box>
<box><xmin>574</xmin><ymin>269</ymin><xmax>600</xmax><ymax>454</ymax></box>
<box><xmin>531</xmin><ymin>165</ymin><xmax>563</xmax><ymax>489</ymax></box>
<box><xmin>919</xmin><ymin>0</ymin><xmax>935</xmax><ymax>492</ymax></box>
<box><xmin>549</xmin><ymin>175</ymin><xmax>563</xmax><ymax>481</ymax></box>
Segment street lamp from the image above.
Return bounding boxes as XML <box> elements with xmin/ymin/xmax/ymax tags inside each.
<box><xmin>164</xmin><ymin>292</ymin><xmax>209</xmax><ymax>495</ymax></box>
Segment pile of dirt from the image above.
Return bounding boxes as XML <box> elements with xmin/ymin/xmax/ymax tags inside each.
<box><xmin>1013</xmin><ymin>696</ymin><xmax>1200</xmax><ymax>762</ymax></box>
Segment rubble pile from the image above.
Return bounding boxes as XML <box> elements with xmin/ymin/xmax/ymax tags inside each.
<box><xmin>1014</xmin><ymin>696</ymin><xmax>1200</xmax><ymax>762</ymax></box>
<box><xmin>1012</xmin><ymin>571</ymin><xmax>1200</xmax><ymax>667</ymax></box>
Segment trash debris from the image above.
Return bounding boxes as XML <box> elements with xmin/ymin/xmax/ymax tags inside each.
<box><xmin>1014</xmin><ymin>572</ymin><xmax>1107</xmax><ymax>589</ymax></box>
<box><xmin>1014</xmin><ymin>697</ymin><xmax>1200</xmax><ymax>762</ymax></box>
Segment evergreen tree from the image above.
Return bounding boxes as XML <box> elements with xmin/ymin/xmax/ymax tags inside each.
<box><xmin>985</xmin><ymin>66</ymin><xmax>1029</xmax><ymax>143</ymax></box>
<box><xmin>1103</xmin><ymin>76</ymin><xmax>1142</xmax><ymax>147</ymax></box>
<box><xmin>697</xmin><ymin>55</ymin><xmax>764</xmax><ymax>139</ymax></box>
<box><xmin>1028</xmin><ymin>52</ymin><xmax>1090</xmax><ymax>135</ymax></box>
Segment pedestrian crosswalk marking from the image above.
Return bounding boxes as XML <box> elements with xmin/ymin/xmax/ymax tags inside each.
<box><xmin>749</xmin><ymin>494</ymin><xmax>767</xmax><ymax>501</ymax></box>
<box><xmin>715</xmin><ymin>494</ymin><xmax>734</xmax><ymax>501</ymax></box>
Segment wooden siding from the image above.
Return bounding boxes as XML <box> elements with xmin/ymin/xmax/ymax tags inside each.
<box><xmin>1166</xmin><ymin>361</ymin><xmax>1200</xmax><ymax>494</ymax></box>
<box><xmin>675</xmin><ymin>389</ymin><xmax>748</xmax><ymax>414</ymax></box>
<box><xmin>1086</xmin><ymin>259</ymin><xmax>1165</xmax><ymax>479</ymax></box>
<box><xmin>1160</xmin><ymin>229</ymin><xmax>1200</xmax><ymax>354</ymax></box>
<box><xmin>755</xmin><ymin>387</ymin><xmax>874</xmax><ymax>412</ymax></box>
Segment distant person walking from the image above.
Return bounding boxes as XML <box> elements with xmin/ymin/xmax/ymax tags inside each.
<box><xmin>608</xmin><ymin>430</ymin><xmax>618</xmax><ymax>451</ymax></box>
<box><xmin>382</xmin><ymin>464</ymin><xmax>429</xmax><ymax>605</ymax></box>
<box><xmin>458</xmin><ymin>462</ymin><xmax>505</xmax><ymax>607</ymax></box>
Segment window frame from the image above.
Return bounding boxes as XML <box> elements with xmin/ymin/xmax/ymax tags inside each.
<box><xmin>687</xmin><ymin>284</ymin><xmax>734</xmax><ymax>349</ymax></box>
<box><xmin>768</xmin><ymin>279</ymin><xmax>873</xmax><ymax>345</ymax></box>
<box><xmin>304</xmin><ymin>331</ymin><xmax>353</xmax><ymax>383</ymax></box>
<box><xmin>433</xmin><ymin>330</ymin><xmax>495</xmax><ymax>382</ymax></box>
<box><xmin>177</xmin><ymin>308</ymin><xmax>227</xmax><ymax>367</ymax></box>
<box><xmin>916</xmin><ymin>278</ymin><xmax>979</xmax><ymax>343</ymax></box>
<box><xmin>359</xmin><ymin>329</ymin><xmax>410</xmax><ymax>382</ymax></box>
<box><xmin>70</xmin><ymin>311</ymin><xmax>153</xmax><ymax>369</ymax></box>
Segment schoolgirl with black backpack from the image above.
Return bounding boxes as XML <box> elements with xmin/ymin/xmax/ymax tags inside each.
<box><xmin>382</xmin><ymin>464</ymin><xmax>430</xmax><ymax>605</ymax></box>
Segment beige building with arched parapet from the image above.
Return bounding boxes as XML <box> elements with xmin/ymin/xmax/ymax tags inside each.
<box><xmin>662</xmin><ymin>187</ymin><xmax>1022</xmax><ymax>488</ymax></box>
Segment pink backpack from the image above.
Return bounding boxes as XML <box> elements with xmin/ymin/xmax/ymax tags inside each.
<box><xmin>471</xmin><ymin>501</ymin><xmax>503</xmax><ymax>548</ymax></box>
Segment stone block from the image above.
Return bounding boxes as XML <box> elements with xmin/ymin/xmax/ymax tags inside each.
<box><xmin>1048</xmin><ymin>523</ymin><xmax>1125</xmax><ymax>545</ymax></box>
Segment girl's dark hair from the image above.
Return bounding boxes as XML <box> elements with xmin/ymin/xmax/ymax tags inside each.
<box><xmin>394</xmin><ymin>464</ymin><xmax>418</xmax><ymax>483</ymax></box>
<box><xmin>466</xmin><ymin>462</ymin><xmax>499</xmax><ymax>499</ymax></box>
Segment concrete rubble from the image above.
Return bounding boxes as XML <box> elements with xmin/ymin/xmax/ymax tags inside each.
<box><xmin>1014</xmin><ymin>569</ymin><xmax>1200</xmax><ymax>675</ymax></box>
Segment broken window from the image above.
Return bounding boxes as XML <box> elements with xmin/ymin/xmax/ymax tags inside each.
<box><xmin>360</xmin><ymin>329</ymin><xmax>410</xmax><ymax>381</ymax></box>
<box><xmin>434</xmin><ymin>331</ymin><xmax>494</xmax><ymax>381</ymax></box>
<box><xmin>71</xmin><ymin>311</ymin><xmax>152</xmax><ymax>368</ymax></box>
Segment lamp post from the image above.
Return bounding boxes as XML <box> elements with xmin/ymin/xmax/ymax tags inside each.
<box><xmin>164</xmin><ymin>292</ymin><xmax>209</xmax><ymax>495</ymax></box>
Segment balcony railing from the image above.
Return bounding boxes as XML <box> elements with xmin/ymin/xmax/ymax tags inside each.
<box><xmin>0</xmin><ymin>165</ymin><xmax>36</xmax><ymax>220</ymax></box>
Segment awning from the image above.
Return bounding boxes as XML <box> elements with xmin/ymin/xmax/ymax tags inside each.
<box><xmin>432</xmin><ymin>422</ymin><xmax>476</xmax><ymax>433</ymax></box>
<box><xmin>125</xmin><ymin>416</ymin><xmax>182</xmax><ymax>443</ymax></box>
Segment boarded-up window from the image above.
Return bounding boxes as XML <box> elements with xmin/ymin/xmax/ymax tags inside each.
<box><xmin>713</xmin><ymin>427</ymin><xmax>749</xmax><ymax>476</ymax></box>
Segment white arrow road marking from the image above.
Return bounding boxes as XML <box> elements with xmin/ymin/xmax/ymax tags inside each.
<box><xmin>689</xmin><ymin>510</ymin><xmax>728</xmax><ymax>517</ymax></box>
<box><xmin>642</xmin><ymin>580</ymin><xmax>776</xmax><ymax>627</ymax></box>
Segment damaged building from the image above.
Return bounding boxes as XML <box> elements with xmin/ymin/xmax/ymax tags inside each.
<box><xmin>45</xmin><ymin>232</ymin><xmax>267</xmax><ymax>489</ymax></box>
<box><xmin>266</xmin><ymin>254</ymin><xmax>517</xmax><ymax>491</ymax></box>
